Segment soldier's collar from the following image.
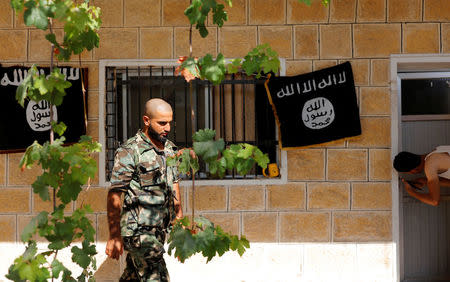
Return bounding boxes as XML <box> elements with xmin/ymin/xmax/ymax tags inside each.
<box><xmin>138</xmin><ymin>130</ymin><xmax>167</xmax><ymax>155</ymax></box>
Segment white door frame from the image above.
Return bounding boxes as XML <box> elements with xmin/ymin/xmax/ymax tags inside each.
<box><xmin>390</xmin><ymin>53</ymin><xmax>450</xmax><ymax>281</ymax></box>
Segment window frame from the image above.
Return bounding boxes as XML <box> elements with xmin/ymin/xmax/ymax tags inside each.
<box><xmin>98</xmin><ymin>59</ymin><xmax>288</xmax><ymax>187</ymax></box>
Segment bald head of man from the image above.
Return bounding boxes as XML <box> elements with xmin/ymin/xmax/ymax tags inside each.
<box><xmin>142</xmin><ymin>98</ymin><xmax>173</xmax><ymax>148</ymax></box>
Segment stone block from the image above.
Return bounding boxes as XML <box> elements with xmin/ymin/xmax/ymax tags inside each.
<box><xmin>75</xmin><ymin>187</ymin><xmax>107</xmax><ymax>212</ymax></box>
<box><xmin>97</xmin><ymin>213</ymin><xmax>108</xmax><ymax>242</ymax></box>
<box><xmin>369</xmin><ymin>149</ymin><xmax>392</xmax><ymax>181</ymax></box>
<box><xmin>202</xmin><ymin>213</ymin><xmax>240</xmax><ymax>235</ymax></box>
<box><xmin>388</xmin><ymin>0</ymin><xmax>422</xmax><ymax>22</ymax></box>
<box><xmin>87</xmin><ymin>120</ymin><xmax>99</xmax><ymax>141</ymax></box>
<box><xmin>87</xmin><ymin>63</ymin><xmax>99</xmax><ymax>91</ymax></box>
<box><xmin>0</xmin><ymin>215</ymin><xmax>16</xmax><ymax>242</ymax></box>
<box><xmin>442</xmin><ymin>24</ymin><xmax>450</xmax><ymax>53</ymax></box>
<box><xmin>162</xmin><ymin>0</ymin><xmax>190</xmax><ymax>26</ymax></box>
<box><xmin>0</xmin><ymin>30</ymin><xmax>27</xmax><ymax>61</ymax></box>
<box><xmin>0</xmin><ymin>188</ymin><xmax>30</xmax><ymax>213</ymax></box>
<box><xmin>403</xmin><ymin>23</ymin><xmax>440</xmax><ymax>54</ymax></box>
<box><xmin>242</xmin><ymin>212</ymin><xmax>277</xmax><ymax>242</ymax></box>
<box><xmin>320</xmin><ymin>24</ymin><xmax>352</xmax><ymax>59</ymax></box>
<box><xmin>344</xmin><ymin>59</ymin><xmax>370</xmax><ymax>86</ymax></box>
<box><xmin>33</xmin><ymin>193</ymin><xmax>73</xmax><ymax>213</ymax></box>
<box><xmin>424</xmin><ymin>0</ymin><xmax>450</xmax><ymax>21</ymax></box>
<box><xmin>0</xmin><ymin>154</ymin><xmax>5</xmax><ymax>186</ymax></box>
<box><xmin>219</xmin><ymin>26</ymin><xmax>257</xmax><ymax>58</ymax></box>
<box><xmin>259</xmin><ymin>26</ymin><xmax>292</xmax><ymax>59</ymax></box>
<box><xmin>294</xmin><ymin>25</ymin><xmax>319</xmax><ymax>59</ymax></box>
<box><xmin>0</xmin><ymin>1</ymin><xmax>13</xmax><ymax>27</ymax></box>
<box><xmin>280</xmin><ymin>212</ymin><xmax>330</xmax><ymax>242</ymax></box>
<box><xmin>175</xmin><ymin>27</ymin><xmax>217</xmax><ymax>57</ymax></box>
<box><xmin>229</xmin><ymin>186</ymin><xmax>264</xmax><ymax>211</ymax></box>
<box><xmin>90</xmin><ymin>153</ymin><xmax>100</xmax><ymax>186</ymax></box>
<box><xmin>330</xmin><ymin>0</ymin><xmax>356</xmax><ymax>23</ymax></box>
<box><xmin>93</xmin><ymin>0</ymin><xmax>123</xmax><ymax>27</ymax></box>
<box><xmin>215</xmin><ymin>0</ymin><xmax>246</xmax><ymax>25</ymax></box>
<box><xmin>267</xmin><ymin>184</ymin><xmax>306</xmax><ymax>210</ymax></box>
<box><xmin>141</xmin><ymin>27</ymin><xmax>173</xmax><ymax>59</ymax></box>
<box><xmin>333</xmin><ymin>211</ymin><xmax>392</xmax><ymax>242</ymax></box>
<box><xmin>312</xmin><ymin>60</ymin><xmax>337</xmax><ymax>71</ymax></box>
<box><xmin>352</xmin><ymin>182</ymin><xmax>392</xmax><ymax>210</ymax></box>
<box><xmin>285</xmin><ymin>60</ymin><xmax>312</xmax><ymax>76</ymax></box>
<box><xmin>88</xmin><ymin>90</ymin><xmax>99</xmax><ymax>119</ymax></box>
<box><xmin>307</xmin><ymin>182</ymin><xmax>350</xmax><ymax>210</ymax></box>
<box><xmin>249</xmin><ymin>0</ymin><xmax>285</xmax><ymax>25</ymax></box>
<box><xmin>14</xmin><ymin>10</ymin><xmax>27</xmax><ymax>28</ymax></box>
<box><xmin>94</xmin><ymin>257</ymin><xmax>121</xmax><ymax>280</ymax></box>
<box><xmin>287</xmin><ymin>149</ymin><xmax>325</xmax><ymax>181</ymax></box>
<box><xmin>327</xmin><ymin>149</ymin><xmax>367</xmax><ymax>181</ymax></box>
<box><xmin>124</xmin><ymin>0</ymin><xmax>160</xmax><ymax>27</ymax></box>
<box><xmin>354</xmin><ymin>24</ymin><xmax>401</xmax><ymax>58</ymax></box>
<box><xmin>371</xmin><ymin>59</ymin><xmax>390</xmax><ymax>86</ymax></box>
<box><xmin>95</xmin><ymin>28</ymin><xmax>138</xmax><ymax>59</ymax></box>
<box><xmin>360</xmin><ymin>87</ymin><xmax>390</xmax><ymax>115</ymax></box>
<box><xmin>187</xmin><ymin>186</ymin><xmax>227</xmax><ymax>211</ymax></box>
<box><xmin>348</xmin><ymin>117</ymin><xmax>390</xmax><ymax>147</ymax></box>
<box><xmin>287</xmin><ymin>0</ymin><xmax>329</xmax><ymax>23</ymax></box>
<box><xmin>8</xmin><ymin>153</ymin><xmax>42</xmax><ymax>186</ymax></box>
<box><xmin>357</xmin><ymin>0</ymin><xmax>386</xmax><ymax>22</ymax></box>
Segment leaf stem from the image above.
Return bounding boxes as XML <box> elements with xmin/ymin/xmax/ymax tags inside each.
<box><xmin>49</xmin><ymin>17</ymin><xmax>56</xmax><ymax>212</ymax></box>
<box><xmin>191</xmin><ymin>168</ymin><xmax>195</xmax><ymax>229</ymax></box>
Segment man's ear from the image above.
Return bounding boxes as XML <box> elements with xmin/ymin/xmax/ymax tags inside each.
<box><xmin>143</xmin><ymin>115</ymin><xmax>150</xmax><ymax>126</ymax></box>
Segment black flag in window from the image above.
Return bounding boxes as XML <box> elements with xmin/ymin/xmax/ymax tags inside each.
<box><xmin>264</xmin><ymin>62</ymin><xmax>361</xmax><ymax>149</ymax></box>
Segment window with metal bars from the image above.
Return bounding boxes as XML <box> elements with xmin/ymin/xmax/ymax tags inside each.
<box><xmin>105</xmin><ymin>66</ymin><xmax>279</xmax><ymax>180</ymax></box>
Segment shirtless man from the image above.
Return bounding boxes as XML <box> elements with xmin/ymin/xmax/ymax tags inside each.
<box><xmin>393</xmin><ymin>146</ymin><xmax>450</xmax><ymax>206</ymax></box>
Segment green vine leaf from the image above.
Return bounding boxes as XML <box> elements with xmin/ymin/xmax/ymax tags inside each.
<box><xmin>168</xmin><ymin>217</ymin><xmax>249</xmax><ymax>263</ymax></box>
<box><xmin>23</xmin><ymin>1</ymin><xmax>49</xmax><ymax>30</ymax></box>
<box><xmin>184</xmin><ymin>0</ymin><xmax>231</xmax><ymax>38</ymax></box>
<box><xmin>192</xmin><ymin>129</ymin><xmax>225</xmax><ymax>161</ymax></box>
<box><xmin>241</xmin><ymin>43</ymin><xmax>280</xmax><ymax>78</ymax></box>
<box><xmin>51</xmin><ymin>121</ymin><xmax>67</xmax><ymax>137</ymax></box>
<box><xmin>198</xmin><ymin>53</ymin><xmax>226</xmax><ymax>85</ymax></box>
<box><xmin>71</xmin><ymin>240</ymin><xmax>97</xmax><ymax>269</ymax></box>
<box><xmin>6</xmin><ymin>242</ymin><xmax>51</xmax><ymax>282</ymax></box>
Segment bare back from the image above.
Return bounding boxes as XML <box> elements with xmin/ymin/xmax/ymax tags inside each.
<box><xmin>424</xmin><ymin>146</ymin><xmax>450</xmax><ymax>179</ymax></box>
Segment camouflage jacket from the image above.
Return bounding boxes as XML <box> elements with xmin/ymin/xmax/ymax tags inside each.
<box><xmin>109</xmin><ymin>130</ymin><xmax>180</xmax><ymax>237</ymax></box>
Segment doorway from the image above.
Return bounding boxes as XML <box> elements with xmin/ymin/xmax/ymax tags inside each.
<box><xmin>398</xmin><ymin>72</ymin><xmax>450</xmax><ymax>281</ymax></box>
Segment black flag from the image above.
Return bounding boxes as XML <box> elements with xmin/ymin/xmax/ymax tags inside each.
<box><xmin>0</xmin><ymin>66</ymin><xmax>88</xmax><ymax>152</ymax></box>
<box><xmin>264</xmin><ymin>62</ymin><xmax>361</xmax><ymax>148</ymax></box>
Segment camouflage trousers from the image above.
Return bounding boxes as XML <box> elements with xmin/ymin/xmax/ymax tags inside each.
<box><xmin>119</xmin><ymin>230</ymin><xmax>170</xmax><ymax>282</ymax></box>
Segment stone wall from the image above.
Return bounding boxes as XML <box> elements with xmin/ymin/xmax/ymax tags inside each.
<box><xmin>0</xmin><ymin>0</ymin><xmax>449</xmax><ymax>280</ymax></box>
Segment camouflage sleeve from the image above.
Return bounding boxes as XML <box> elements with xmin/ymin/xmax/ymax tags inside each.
<box><xmin>109</xmin><ymin>147</ymin><xmax>135</xmax><ymax>192</ymax></box>
<box><xmin>172</xmin><ymin>162</ymin><xmax>181</xmax><ymax>183</ymax></box>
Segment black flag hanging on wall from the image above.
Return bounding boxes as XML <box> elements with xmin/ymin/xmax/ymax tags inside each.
<box><xmin>0</xmin><ymin>66</ymin><xmax>88</xmax><ymax>152</ymax></box>
<box><xmin>264</xmin><ymin>62</ymin><xmax>361</xmax><ymax>149</ymax></box>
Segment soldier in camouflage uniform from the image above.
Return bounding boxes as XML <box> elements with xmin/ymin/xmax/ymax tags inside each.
<box><xmin>106</xmin><ymin>98</ymin><xmax>183</xmax><ymax>282</ymax></box>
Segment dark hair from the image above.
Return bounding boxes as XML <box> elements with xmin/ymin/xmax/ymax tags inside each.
<box><xmin>393</xmin><ymin>151</ymin><xmax>422</xmax><ymax>172</ymax></box>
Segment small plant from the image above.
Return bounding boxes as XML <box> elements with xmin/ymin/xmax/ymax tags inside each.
<box><xmin>7</xmin><ymin>0</ymin><xmax>102</xmax><ymax>281</ymax></box>
<box><xmin>167</xmin><ymin>129</ymin><xmax>269</xmax><ymax>262</ymax></box>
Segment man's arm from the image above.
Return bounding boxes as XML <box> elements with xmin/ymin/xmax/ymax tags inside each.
<box><xmin>173</xmin><ymin>182</ymin><xmax>183</xmax><ymax>219</ymax></box>
<box><xmin>403</xmin><ymin>178</ymin><xmax>440</xmax><ymax>206</ymax></box>
<box><xmin>105</xmin><ymin>190</ymin><xmax>123</xmax><ymax>260</ymax></box>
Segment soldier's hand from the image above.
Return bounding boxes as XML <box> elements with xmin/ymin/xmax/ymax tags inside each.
<box><xmin>176</xmin><ymin>148</ymin><xmax>197</xmax><ymax>159</ymax></box>
<box><xmin>106</xmin><ymin>237</ymin><xmax>123</xmax><ymax>260</ymax></box>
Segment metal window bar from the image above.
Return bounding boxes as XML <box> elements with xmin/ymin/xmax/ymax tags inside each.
<box><xmin>105</xmin><ymin>66</ymin><xmax>278</xmax><ymax>180</ymax></box>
